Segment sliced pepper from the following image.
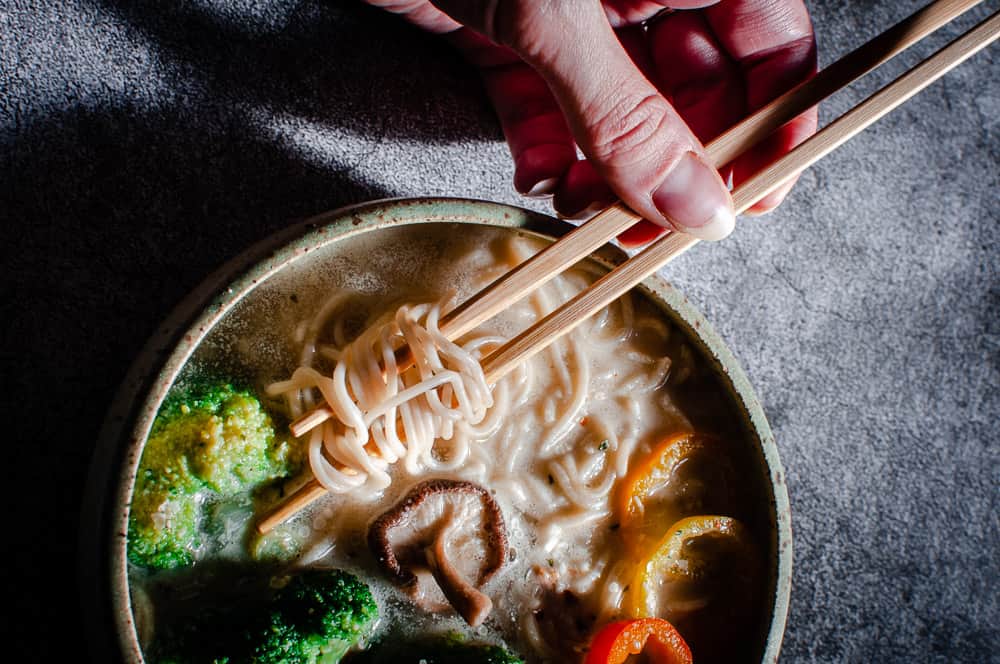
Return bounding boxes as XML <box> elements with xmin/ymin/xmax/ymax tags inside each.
<box><xmin>583</xmin><ymin>617</ymin><xmax>692</xmax><ymax>664</ymax></box>
<box><xmin>613</xmin><ymin>432</ymin><xmax>733</xmax><ymax>555</ymax></box>
<box><xmin>624</xmin><ymin>515</ymin><xmax>755</xmax><ymax>619</ymax></box>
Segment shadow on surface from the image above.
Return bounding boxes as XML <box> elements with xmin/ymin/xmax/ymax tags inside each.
<box><xmin>96</xmin><ymin>0</ymin><xmax>498</xmax><ymax>145</ymax></box>
<box><xmin>2</xmin><ymin>3</ymin><xmax>499</xmax><ymax>660</ymax></box>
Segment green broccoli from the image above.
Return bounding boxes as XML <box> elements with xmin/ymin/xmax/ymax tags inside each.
<box><xmin>251</xmin><ymin>570</ymin><xmax>379</xmax><ymax>663</ymax></box>
<box><xmin>151</xmin><ymin>570</ymin><xmax>378</xmax><ymax>664</ymax></box>
<box><xmin>349</xmin><ymin>633</ymin><xmax>524</xmax><ymax>664</ymax></box>
<box><xmin>128</xmin><ymin>382</ymin><xmax>300</xmax><ymax>569</ymax></box>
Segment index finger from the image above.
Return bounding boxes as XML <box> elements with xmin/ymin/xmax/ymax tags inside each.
<box><xmin>704</xmin><ymin>0</ymin><xmax>818</xmax><ymax>213</ymax></box>
<box><xmin>704</xmin><ymin>0</ymin><xmax>815</xmax><ymax>107</ymax></box>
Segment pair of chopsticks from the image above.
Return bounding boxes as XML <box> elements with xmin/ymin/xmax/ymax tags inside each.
<box><xmin>257</xmin><ymin>0</ymin><xmax>999</xmax><ymax>535</ymax></box>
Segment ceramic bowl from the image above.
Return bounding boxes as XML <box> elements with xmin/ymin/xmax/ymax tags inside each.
<box><xmin>81</xmin><ymin>197</ymin><xmax>791</xmax><ymax>662</ymax></box>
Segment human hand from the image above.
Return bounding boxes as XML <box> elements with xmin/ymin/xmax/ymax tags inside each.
<box><xmin>365</xmin><ymin>0</ymin><xmax>817</xmax><ymax>245</ymax></box>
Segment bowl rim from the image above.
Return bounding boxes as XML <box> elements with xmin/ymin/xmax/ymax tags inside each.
<box><xmin>80</xmin><ymin>196</ymin><xmax>791</xmax><ymax>663</ymax></box>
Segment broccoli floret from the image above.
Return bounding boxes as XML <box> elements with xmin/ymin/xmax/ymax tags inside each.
<box><xmin>252</xmin><ymin>570</ymin><xmax>379</xmax><ymax>663</ymax></box>
<box><xmin>349</xmin><ymin>633</ymin><xmax>524</xmax><ymax>664</ymax></box>
<box><xmin>128</xmin><ymin>382</ymin><xmax>300</xmax><ymax>569</ymax></box>
<box><xmin>150</xmin><ymin>570</ymin><xmax>377</xmax><ymax>664</ymax></box>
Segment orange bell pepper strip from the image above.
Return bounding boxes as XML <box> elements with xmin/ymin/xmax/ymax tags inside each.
<box><xmin>613</xmin><ymin>432</ymin><xmax>726</xmax><ymax>555</ymax></box>
<box><xmin>583</xmin><ymin>618</ymin><xmax>692</xmax><ymax>664</ymax></box>
<box><xmin>624</xmin><ymin>515</ymin><xmax>753</xmax><ymax>618</ymax></box>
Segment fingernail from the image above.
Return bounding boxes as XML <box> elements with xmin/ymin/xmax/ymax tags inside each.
<box><xmin>558</xmin><ymin>201</ymin><xmax>605</xmax><ymax>221</ymax></box>
<box><xmin>525</xmin><ymin>177</ymin><xmax>559</xmax><ymax>197</ymax></box>
<box><xmin>651</xmin><ymin>152</ymin><xmax>735</xmax><ymax>241</ymax></box>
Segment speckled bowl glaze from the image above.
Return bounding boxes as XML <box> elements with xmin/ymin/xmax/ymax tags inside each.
<box><xmin>81</xmin><ymin>197</ymin><xmax>791</xmax><ymax>663</ymax></box>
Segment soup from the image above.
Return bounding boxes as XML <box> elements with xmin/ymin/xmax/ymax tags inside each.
<box><xmin>125</xmin><ymin>223</ymin><xmax>773</xmax><ymax>662</ymax></box>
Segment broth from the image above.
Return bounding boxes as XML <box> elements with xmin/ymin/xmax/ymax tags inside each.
<box><xmin>127</xmin><ymin>223</ymin><xmax>772</xmax><ymax>663</ymax></box>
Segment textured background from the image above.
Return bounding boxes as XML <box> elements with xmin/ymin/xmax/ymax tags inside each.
<box><xmin>2</xmin><ymin>0</ymin><xmax>998</xmax><ymax>661</ymax></box>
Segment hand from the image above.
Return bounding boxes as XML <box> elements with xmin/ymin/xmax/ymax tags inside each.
<box><xmin>365</xmin><ymin>0</ymin><xmax>817</xmax><ymax>245</ymax></box>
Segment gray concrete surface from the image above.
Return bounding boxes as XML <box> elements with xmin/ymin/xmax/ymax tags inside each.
<box><xmin>2</xmin><ymin>0</ymin><xmax>997</xmax><ymax>661</ymax></box>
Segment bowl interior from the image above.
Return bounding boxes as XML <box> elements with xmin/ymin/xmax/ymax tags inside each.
<box><xmin>84</xmin><ymin>197</ymin><xmax>790</xmax><ymax>663</ymax></box>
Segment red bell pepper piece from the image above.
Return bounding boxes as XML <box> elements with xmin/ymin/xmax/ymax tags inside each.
<box><xmin>584</xmin><ymin>617</ymin><xmax>692</xmax><ymax>664</ymax></box>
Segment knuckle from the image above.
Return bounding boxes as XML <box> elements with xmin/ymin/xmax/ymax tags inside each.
<box><xmin>586</xmin><ymin>93</ymin><xmax>677</xmax><ymax>167</ymax></box>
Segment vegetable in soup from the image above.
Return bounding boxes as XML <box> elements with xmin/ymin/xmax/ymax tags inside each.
<box><xmin>127</xmin><ymin>225</ymin><xmax>773</xmax><ymax>663</ymax></box>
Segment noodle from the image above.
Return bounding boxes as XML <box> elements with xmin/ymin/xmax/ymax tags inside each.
<box><xmin>130</xmin><ymin>227</ymin><xmax>763</xmax><ymax>664</ymax></box>
<box><xmin>264</xmin><ymin>234</ymin><xmax>691</xmax><ymax>655</ymax></box>
<box><xmin>268</xmin><ymin>300</ymin><xmax>498</xmax><ymax>493</ymax></box>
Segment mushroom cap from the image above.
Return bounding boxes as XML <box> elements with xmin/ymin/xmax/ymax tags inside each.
<box><xmin>367</xmin><ymin>478</ymin><xmax>508</xmax><ymax>591</ymax></box>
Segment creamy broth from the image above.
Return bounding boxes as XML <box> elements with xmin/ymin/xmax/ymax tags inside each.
<box><xmin>129</xmin><ymin>223</ymin><xmax>771</xmax><ymax>662</ymax></box>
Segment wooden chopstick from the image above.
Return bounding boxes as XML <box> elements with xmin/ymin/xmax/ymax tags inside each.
<box><xmin>479</xmin><ymin>9</ymin><xmax>1000</xmax><ymax>385</ymax></box>
<box><xmin>286</xmin><ymin>205</ymin><xmax>638</xmax><ymax>436</ymax></box>
<box><xmin>285</xmin><ymin>0</ymin><xmax>983</xmax><ymax>441</ymax></box>
<box><xmin>256</xmin><ymin>1</ymin><xmax>994</xmax><ymax>535</ymax></box>
<box><xmin>708</xmin><ymin>0</ymin><xmax>987</xmax><ymax>166</ymax></box>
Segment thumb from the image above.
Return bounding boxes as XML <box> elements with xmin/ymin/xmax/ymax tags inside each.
<box><xmin>431</xmin><ymin>0</ymin><xmax>734</xmax><ymax>240</ymax></box>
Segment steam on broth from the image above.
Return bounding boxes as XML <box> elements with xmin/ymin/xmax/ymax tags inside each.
<box><xmin>127</xmin><ymin>224</ymin><xmax>772</xmax><ymax>663</ymax></box>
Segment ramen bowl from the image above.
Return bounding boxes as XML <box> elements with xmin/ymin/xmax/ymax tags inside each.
<box><xmin>81</xmin><ymin>197</ymin><xmax>791</xmax><ymax>663</ymax></box>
